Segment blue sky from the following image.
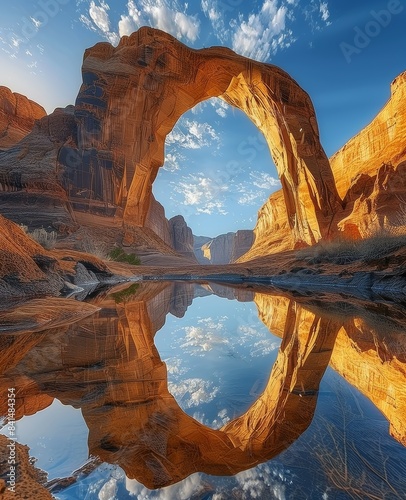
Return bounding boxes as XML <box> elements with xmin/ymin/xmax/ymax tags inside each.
<box><xmin>1</xmin><ymin>1</ymin><xmax>405</xmax><ymax>237</ymax></box>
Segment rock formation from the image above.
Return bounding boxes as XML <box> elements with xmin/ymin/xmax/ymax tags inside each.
<box><xmin>241</xmin><ymin>72</ymin><xmax>406</xmax><ymax>260</ymax></box>
<box><xmin>0</xmin><ymin>27</ymin><xmax>342</xmax><ymax>253</ymax></box>
<box><xmin>0</xmin><ymin>435</ymin><xmax>54</xmax><ymax>499</ymax></box>
<box><xmin>0</xmin><ymin>86</ymin><xmax>46</xmax><ymax>149</ymax></box>
<box><xmin>0</xmin><ymin>106</ymin><xmax>77</xmax><ymax>232</ymax></box>
<box><xmin>193</xmin><ymin>235</ymin><xmax>211</xmax><ymax>264</ymax></box>
<box><xmin>230</xmin><ymin>229</ymin><xmax>254</xmax><ymax>261</ymax></box>
<box><xmin>201</xmin><ymin>232</ymin><xmax>235</xmax><ymax>264</ymax></box>
<box><xmin>254</xmin><ymin>292</ymin><xmax>406</xmax><ymax>446</ymax></box>
<box><xmin>0</xmin><ymin>29</ymin><xmax>404</xmax><ymax>259</ymax></box>
<box><xmin>194</xmin><ymin>230</ymin><xmax>254</xmax><ymax>264</ymax></box>
<box><xmin>0</xmin><ymin>213</ymin><xmax>114</xmax><ymax>300</ymax></box>
<box><xmin>168</xmin><ymin>215</ymin><xmax>197</xmax><ymax>261</ymax></box>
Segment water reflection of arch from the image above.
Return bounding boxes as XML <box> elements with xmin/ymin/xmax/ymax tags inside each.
<box><xmin>0</xmin><ymin>282</ymin><xmax>341</xmax><ymax>489</ymax></box>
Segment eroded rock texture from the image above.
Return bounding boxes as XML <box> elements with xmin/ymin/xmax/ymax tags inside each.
<box><xmin>254</xmin><ymin>292</ymin><xmax>406</xmax><ymax>446</ymax></box>
<box><xmin>0</xmin><ymin>86</ymin><xmax>46</xmax><ymax>149</ymax></box>
<box><xmin>0</xmin><ymin>106</ymin><xmax>77</xmax><ymax>231</ymax></box>
<box><xmin>0</xmin><ymin>213</ymin><xmax>113</xmax><ymax>300</ymax></box>
<box><xmin>1</xmin><ymin>283</ymin><xmax>406</xmax><ymax>488</ymax></box>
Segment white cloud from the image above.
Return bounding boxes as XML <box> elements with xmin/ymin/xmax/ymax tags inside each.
<box><xmin>163</xmin><ymin>152</ymin><xmax>181</xmax><ymax>172</ymax></box>
<box><xmin>237</xmin><ymin>190</ymin><xmax>264</xmax><ymax>206</ymax></box>
<box><xmin>126</xmin><ymin>473</ymin><xmax>209</xmax><ymax>499</ymax></box>
<box><xmin>304</xmin><ymin>0</ymin><xmax>332</xmax><ymax>30</ymax></box>
<box><xmin>172</xmin><ymin>173</ymin><xmax>228</xmax><ymax>215</ymax></box>
<box><xmin>232</xmin><ymin>0</ymin><xmax>291</xmax><ymax>61</ymax></box>
<box><xmin>201</xmin><ymin>0</ymin><xmax>229</xmax><ymax>43</ymax></box>
<box><xmin>250</xmin><ymin>171</ymin><xmax>281</xmax><ymax>190</ymax></box>
<box><xmin>89</xmin><ymin>1</ymin><xmax>110</xmax><ymax>32</ymax></box>
<box><xmin>98</xmin><ymin>478</ymin><xmax>117</xmax><ymax>500</ymax></box>
<box><xmin>30</xmin><ymin>17</ymin><xmax>42</xmax><ymax>29</ymax></box>
<box><xmin>118</xmin><ymin>0</ymin><xmax>200</xmax><ymax>42</ymax></box>
<box><xmin>167</xmin><ymin>118</ymin><xmax>220</xmax><ymax>150</ymax></box>
<box><xmin>80</xmin><ymin>1</ymin><xmax>119</xmax><ymax>45</ymax></box>
<box><xmin>168</xmin><ymin>378</ymin><xmax>219</xmax><ymax>408</ymax></box>
<box><xmin>320</xmin><ymin>2</ymin><xmax>330</xmax><ymax>22</ymax></box>
<box><xmin>210</xmin><ymin>97</ymin><xmax>230</xmax><ymax>118</ymax></box>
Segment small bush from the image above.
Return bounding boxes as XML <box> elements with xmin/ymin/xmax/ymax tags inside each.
<box><xmin>108</xmin><ymin>247</ymin><xmax>141</xmax><ymax>265</ymax></box>
<box><xmin>20</xmin><ymin>225</ymin><xmax>58</xmax><ymax>250</ymax></box>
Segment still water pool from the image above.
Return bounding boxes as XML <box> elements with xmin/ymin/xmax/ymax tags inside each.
<box><xmin>1</xmin><ymin>281</ymin><xmax>406</xmax><ymax>499</ymax></box>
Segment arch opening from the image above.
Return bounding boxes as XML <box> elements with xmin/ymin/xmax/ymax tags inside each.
<box><xmin>152</xmin><ymin>97</ymin><xmax>280</xmax><ymax>240</ymax></box>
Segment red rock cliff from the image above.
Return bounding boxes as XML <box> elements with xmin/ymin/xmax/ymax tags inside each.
<box><xmin>0</xmin><ymin>86</ymin><xmax>46</xmax><ymax>149</ymax></box>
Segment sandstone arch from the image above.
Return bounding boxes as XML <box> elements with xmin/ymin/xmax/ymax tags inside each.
<box><xmin>71</xmin><ymin>27</ymin><xmax>342</xmax><ymax>246</ymax></box>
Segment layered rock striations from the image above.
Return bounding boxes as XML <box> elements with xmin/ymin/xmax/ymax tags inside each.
<box><xmin>0</xmin><ymin>106</ymin><xmax>77</xmax><ymax>232</ymax></box>
<box><xmin>0</xmin><ymin>213</ymin><xmax>114</xmax><ymax>300</ymax></box>
<box><xmin>0</xmin><ymin>29</ymin><xmax>404</xmax><ymax>259</ymax></box>
<box><xmin>0</xmin><ymin>284</ymin><xmax>352</xmax><ymax>489</ymax></box>
<box><xmin>0</xmin><ymin>86</ymin><xmax>46</xmax><ymax>149</ymax></box>
<box><xmin>201</xmin><ymin>232</ymin><xmax>235</xmax><ymax>264</ymax></box>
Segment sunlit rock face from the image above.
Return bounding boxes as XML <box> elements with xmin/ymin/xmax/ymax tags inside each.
<box><xmin>201</xmin><ymin>232</ymin><xmax>235</xmax><ymax>264</ymax></box>
<box><xmin>242</xmin><ymin>72</ymin><xmax>406</xmax><ymax>259</ymax></box>
<box><xmin>0</xmin><ymin>86</ymin><xmax>46</xmax><ymax>149</ymax></box>
<box><xmin>65</xmin><ymin>27</ymin><xmax>340</xmax><ymax>247</ymax></box>
<box><xmin>230</xmin><ymin>229</ymin><xmax>254</xmax><ymax>262</ymax></box>
<box><xmin>331</xmin><ymin>73</ymin><xmax>406</xmax><ymax>199</ymax></box>
<box><xmin>0</xmin><ymin>28</ymin><xmax>341</xmax><ymax>250</ymax></box>
<box><xmin>1</xmin><ymin>283</ymin><xmax>406</xmax><ymax>488</ymax></box>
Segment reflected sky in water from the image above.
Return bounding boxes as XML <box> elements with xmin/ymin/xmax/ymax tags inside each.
<box><xmin>1</xmin><ymin>281</ymin><xmax>406</xmax><ymax>499</ymax></box>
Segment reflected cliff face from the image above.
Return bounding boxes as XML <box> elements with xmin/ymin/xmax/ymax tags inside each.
<box><xmin>1</xmin><ymin>282</ymin><xmax>406</xmax><ymax>497</ymax></box>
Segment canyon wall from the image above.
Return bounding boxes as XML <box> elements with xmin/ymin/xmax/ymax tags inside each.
<box><xmin>0</xmin><ymin>30</ymin><xmax>404</xmax><ymax>258</ymax></box>
<box><xmin>0</xmin><ymin>86</ymin><xmax>46</xmax><ymax>149</ymax></box>
<box><xmin>0</xmin><ymin>283</ymin><xmax>339</xmax><ymax>489</ymax></box>
<box><xmin>168</xmin><ymin>215</ymin><xmax>196</xmax><ymax>261</ymax></box>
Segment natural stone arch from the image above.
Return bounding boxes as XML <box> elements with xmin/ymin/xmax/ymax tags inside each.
<box><xmin>73</xmin><ymin>27</ymin><xmax>342</xmax><ymax>246</ymax></box>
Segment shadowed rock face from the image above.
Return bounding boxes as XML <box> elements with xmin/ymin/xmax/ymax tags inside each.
<box><xmin>2</xmin><ymin>283</ymin><xmax>405</xmax><ymax>489</ymax></box>
<box><xmin>168</xmin><ymin>215</ymin><xmax>196</xmax><ymax>261</ymax></box>
<box><xmin>62</xmin><ymin>27</ymin><xmax>341</xmax><ymax>247</ymax></box>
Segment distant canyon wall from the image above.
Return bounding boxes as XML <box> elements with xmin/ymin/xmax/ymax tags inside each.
<box><xmin>194</xmin><ymin>230</ymin><xmax>254</xmax><ymax>264</ymax></box>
